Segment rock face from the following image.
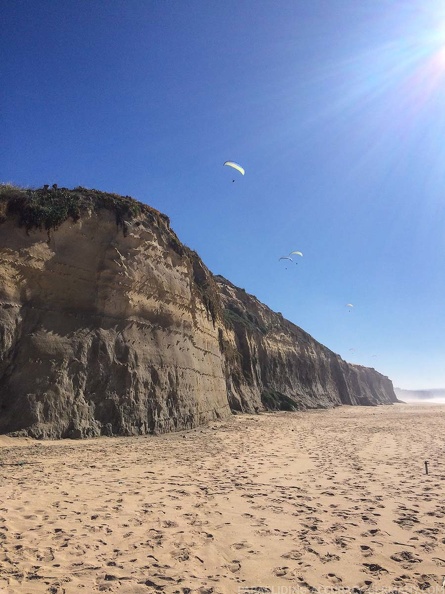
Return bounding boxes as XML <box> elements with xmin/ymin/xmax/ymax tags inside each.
<box><xmin>0</xmin><ymin>186</ymin><xmax>398</xmax><ymax>438</ymax></box>
<box><xmin>217</xmin><ymin>277</ymin><xmax>397</xmax><ymax>412</ymax></box>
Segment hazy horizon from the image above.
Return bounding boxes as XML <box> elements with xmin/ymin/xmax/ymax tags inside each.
<box><xmin>394</xmin><ymin>386</ymin><xmax>445</xmax><ymax>402</ymax></box>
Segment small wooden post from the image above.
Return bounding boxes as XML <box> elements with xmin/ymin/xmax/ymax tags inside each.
<box><xmin>424</xmin><ymin>461</ymin><xmax>429</xmax><ymax>475</ymax></box>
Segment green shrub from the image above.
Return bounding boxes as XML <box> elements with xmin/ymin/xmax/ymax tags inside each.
<box><xmin>0</xmin><ymin>184</ymin><xmax>163</xmax><ymax>235</ymax></box>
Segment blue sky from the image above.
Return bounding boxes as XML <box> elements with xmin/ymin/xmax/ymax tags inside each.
<box><xmin>2</xmin><ymin>0</ymin><xmax>445</xmax><ymax>389</ymax></box>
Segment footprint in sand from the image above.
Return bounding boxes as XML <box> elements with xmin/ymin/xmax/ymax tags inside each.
<box><xmin>273</xmin><ymin>566</ymin><xmax>289</xmax><ymax>577</ymax></box>
<box><xmin>394</xmin><ymin>514</ymin><xmax>420</xmax><ymax>528</ymax></box>
<box><xmin>36</xmin><ymin>547</ymin><xmax>55</xmax><ymax>562</ymax></box>
<box><xmin>282</xmin><ymin>550</ymin><xmax>302</xmax><ymax>561</ymax></box>
<box><xmin>333</xmin><ymin>536</ymin><xmax>355</xmax><ymax>549</ymax></box>
<box><xmin>416</xmin><ymin>579</ymin><xmax>434</xmax><ymax>590</ymax></box>
<box><xmin>391</xmin><ymin>573</ymin><xmax>411</xmax><ymax>587</ymax></box>
<box><xmin>416</xmin><ymin>527</ymin><xmax>439</xmax><ymax>538</ymax></box>
<box><xmin>420</xmin><ymin>541</ymin><xmax>437</xmax><ymax>553</ymax></box>
<box><xmin>361</xmin><ymin>515</ymin><xmax>377</xmax><ymax>525</ymax></box>
<box><xmin>363</xmin><ymin>562</ymin><xmax>388</xmax><ymax>575</ymax></box>
<box><xmin>47</xmin><ymin>581</ymin><xmax>68</xmax><ymax>593</ymax></box>
<box><xmin>360</xmin><ymin>545</ymin><xmax>373</xmax><ymax>557</ymax></box>
<box><xmin>290</xmin><ymin>575</ymin><xmax>317</xmax><ymax>591</ymax></box>
<box><xmin>319</xmin><ymin>552</ymin><xmax>340</xmax><ymax>563</ymax></box>
<box><xmin>324</xmin><ymin>572</ymin><xmax>342</xmax><ymax>584</ymax></box>
<box><xmin>327</xmin><ymin>523</ymin><xmax>347</xmax><ymax>533</ymax></box>
<box><xmin>171</xmin><ymin>547</ymin><xmax>190</xmax><ymax>561</ymax></box>
<box><xmin>226</xmin><ymin>560</ymin><xmax>241</xmax><ymax>573</ymax></box>
<box><xmin>232</xmin><ymin>541</ymin><xmax>251</xmax><ymax>550</ymax></box>
<box><xmin>361</xmin><ymin>528</ymin><xmax>380</xmax><ymax>537</ymax></box>
<box><xmin>390</xmin><ymin>550</ymin><xmax>422</xmax><ymax>566</ymax></box>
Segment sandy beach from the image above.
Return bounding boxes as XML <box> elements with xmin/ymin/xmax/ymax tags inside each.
<box><xmin>1</xmin><ymin>403</ymin><xmax>444</xmax><ymax>594</ymax></box>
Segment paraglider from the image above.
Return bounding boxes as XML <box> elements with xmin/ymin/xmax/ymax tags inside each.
<box><xmin>224</xmin><ymin>161</ymin><xmax>245</xmax><ymax>181</ymax></box>
<box><xmin>345</xmin><ymin>303</ymin><xmax>354</xmax><ymax>312</ymax></box>
<box><xmin>279</xmin><ymin>256</ymin><xmax>294</xmax><ymax>270</ymax></box>
<box><xmin>290</xmin><ymin>250</ymin><xmax>303</xmax><ymax>257</ymax></box>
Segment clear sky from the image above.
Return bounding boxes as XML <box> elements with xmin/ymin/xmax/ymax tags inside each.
<box><xmin>2</xmin><ymin>0</ymin><xmax>445</xmax><ymax>390</ymax></box>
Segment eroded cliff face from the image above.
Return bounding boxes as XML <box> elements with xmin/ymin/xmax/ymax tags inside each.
<box><xmin>0</xmin><ymin>187</ymin><xmax>397</xmax><ymax>438</ymax></box>
<box><xmin>0</xmin><ymin>189</ymin><xmax>229</xmax><ymax>438</ymax></box>
<box><xmin>216</xmin><ymin>276</ymin><xmax>398</xmax><ymax>412</ymax></box>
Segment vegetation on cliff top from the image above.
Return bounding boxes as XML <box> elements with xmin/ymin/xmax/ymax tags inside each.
<box><xmin>0</xmin><ymin>183</ymin><xmax>169</xmax><ymax>233</ymax></box>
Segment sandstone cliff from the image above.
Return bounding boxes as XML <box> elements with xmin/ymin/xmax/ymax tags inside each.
<box><xmin>217</xmin><ymin>276</ymin><xmax>397</xmax><ymax>412</ymax></box>
<box><xmin>0</xmin><ymin>186</ymin><xmax>397</xmax><ymax>438</ymax></box>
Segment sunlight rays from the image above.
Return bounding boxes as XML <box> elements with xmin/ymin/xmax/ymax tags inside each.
<box><xmin>291</xmin><ymin>2</ymin><xmax>445</xmax><ymax>203</ymax></box>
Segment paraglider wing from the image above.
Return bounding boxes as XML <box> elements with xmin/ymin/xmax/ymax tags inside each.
<box><xmin>279</xmin><ymin>256</ymin><xmax>293</xmax><ymax>262</ymax></box>
<box><xmin>290</xmin><ymin>251</ymin><xmax>303</xmax><ymax>257</ymax></box>
<box><xmin>346</xmin><ymin>303</ymin><xmax>354</xmax><ymax>308</ymax></box>
<box><xmin>223</xmin><ymin>161</ymin><xmax>245</xmax><ymax>176</ymax></box>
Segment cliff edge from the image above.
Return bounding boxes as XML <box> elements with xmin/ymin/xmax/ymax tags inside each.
<box><xmin>0</xmin><ymin>186</ymin><xmax>398</xmax><ymax>438</ymax></box>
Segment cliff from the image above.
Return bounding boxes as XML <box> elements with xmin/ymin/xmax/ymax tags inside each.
<box><xmin>0</xmin><ymin>186</ymin><xmax>398</xmax><ymax>438</ymax></box>
<box><xmin>217</xmin><ymin>276</ymin><xmax>397</xmax><ymax>412</ymax></box>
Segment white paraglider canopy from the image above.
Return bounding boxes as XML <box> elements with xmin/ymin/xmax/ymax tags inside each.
<box><xmin>223</xmin><ymin>161</ymin><xmax>245</xmax><ymax>176</ymax></box>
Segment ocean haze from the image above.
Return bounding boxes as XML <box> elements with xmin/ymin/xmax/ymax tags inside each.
<box><xmin>394</xmin><ymin>387</ymin><xmax>445</xmax><ymax>403</ymax></box>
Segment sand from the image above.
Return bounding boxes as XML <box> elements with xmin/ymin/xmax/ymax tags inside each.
<box><xmin>1</xmin><ymin>404</ymin><xmax>444</xmax><ymax>594</ymax></box>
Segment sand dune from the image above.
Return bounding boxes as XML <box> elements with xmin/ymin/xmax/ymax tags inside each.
<box><xmin>1</xmin><ymin>404</ymin><xmax>444</xmax><ymax>593</ymax></box>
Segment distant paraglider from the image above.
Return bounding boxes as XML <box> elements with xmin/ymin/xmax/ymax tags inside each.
<box><xmin>345</xmin><ymin>303</ymin><xmax>354</xmax><ymax>312</ymax></box>
<box><xmin>279</xmin><ymin>250</ymin><xmax>304</xmax><ymax>270</ymax></box>
<box><xmin>279</xmin><ymin>256</ymin><xmax>294</xmax><ymax>270</ymax></box>
<box><xmin>224</xmin><ymin>161</ymin><xmax>245</xmax><ymax>181</ymax></box>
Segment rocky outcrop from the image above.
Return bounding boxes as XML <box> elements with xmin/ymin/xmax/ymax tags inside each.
<box><xmin>0</xmin><ymin>186</ymin><xmax>397</xmax><ymax>438</ymax></box>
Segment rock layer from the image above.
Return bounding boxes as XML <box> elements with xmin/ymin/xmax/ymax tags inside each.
<box><xmin>0</xmin><ymin>187</ymin><xmax>397</xmax><ymax>438</ymax></box>
<box><xmin>217</xmin><ymin>277</ymin><xmax>397</xmax><ymax>412</ymax></box>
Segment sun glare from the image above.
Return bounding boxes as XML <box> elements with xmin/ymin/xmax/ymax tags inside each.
<box><xmin>428</xmin><ymin>15</ymin><xmax>445</xmax><ymax>61</ymax></box>
<box><xmin>436</xmin><ymin>44</ymin><xmax>445</xmax><ymax>67</ymax></box>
